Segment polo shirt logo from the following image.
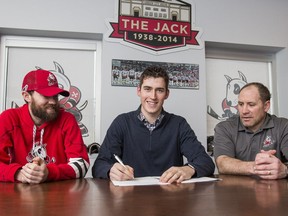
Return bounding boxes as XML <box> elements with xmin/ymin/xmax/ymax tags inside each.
<box><xmin>262</xmin><ymin>135</ymin><xmax>275</xmax><ymax>148</ymax></box>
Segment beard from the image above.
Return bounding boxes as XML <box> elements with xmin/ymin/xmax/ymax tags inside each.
<box><xmin>31</xmin><ymin>100</ymin><xmax>60</xmax><ymax>122</ymax></box>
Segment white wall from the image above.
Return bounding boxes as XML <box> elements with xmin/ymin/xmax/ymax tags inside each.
<box><xmin>196</xmin><ymin>0</ymin><xmax>288</xmax><ymax>47</ymax></box>
<box><xmin>0</xmin><ymin>0</ymin><xmax>288</xmax><ymax>148</ymax></box>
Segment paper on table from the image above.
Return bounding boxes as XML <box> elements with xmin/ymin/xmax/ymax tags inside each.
<box><xmin>111</xmin><ymin>176</ymin><xmax>220</xmax><ymax>186</ymax></box>
<box><xmin>112</xmin><ymin>176</ymin><xmax>167</xmax><ymax>186</ymax></box>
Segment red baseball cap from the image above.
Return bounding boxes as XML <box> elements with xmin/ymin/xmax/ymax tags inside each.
<box><xmin>22</xmin><ymin>69</ymin><xmax>70</xmax><ymax>97</ymax></box>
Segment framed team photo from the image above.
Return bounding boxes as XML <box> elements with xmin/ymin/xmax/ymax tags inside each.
<box><xmin>111</xmin><ymin>59</ymin><xmax>199</xmax><ymax>89</ymax></box>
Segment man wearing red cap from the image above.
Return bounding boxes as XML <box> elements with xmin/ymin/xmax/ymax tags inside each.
<box><xmin>0</xmin><ymin>69</ymin><xmax>89</xmax><ymax>183</ymax></box>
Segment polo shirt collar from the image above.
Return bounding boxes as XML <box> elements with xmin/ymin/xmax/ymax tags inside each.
<box><xmin>238</xmin><ymin>113</ymin><xmax>274</xmax><ymax>133</ymax></box>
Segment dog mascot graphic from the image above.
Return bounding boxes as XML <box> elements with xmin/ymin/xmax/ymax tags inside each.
<box><xmin>207</xmin><ymin>71</ymin><xmax>247</xmax><ymax>121</ymax></box>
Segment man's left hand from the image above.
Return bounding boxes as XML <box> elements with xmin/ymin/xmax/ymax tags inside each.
<box><xmin>159</xmin><ymin>166</ymin><xmax>195</xmax><ymax>184</ymax></box>
<box><xmin>254</xmin><ymin>150</ymin><xmax>287</xmax><ymax>179</ymax></box>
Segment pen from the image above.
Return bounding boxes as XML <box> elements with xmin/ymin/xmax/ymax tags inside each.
<box><xmin>113</xmin><ymin>154</ymin><xmax>134</xmax><ymax>179</ymax></box>
<box><xmin>113</xmin><ymin>154</ymin><xmax>126</xmax><ymax>167</ymax></box>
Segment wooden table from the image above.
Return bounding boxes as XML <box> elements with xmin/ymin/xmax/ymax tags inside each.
<box><xmin>0</xmin><ymin>175</ymin><xmax>287</xmax><ymax>216</ymax></box>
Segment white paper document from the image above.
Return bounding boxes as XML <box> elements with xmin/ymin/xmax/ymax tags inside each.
<box><xmin>111</xmin><ymin>176</ymin><xmax>220</xmax><ymax>186</ymax></box>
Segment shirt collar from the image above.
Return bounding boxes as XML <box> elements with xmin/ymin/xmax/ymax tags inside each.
<box><xmin>138</xmin><ymin>112</ymin><xmax>164</xmax><ymax>123</ymax></box>
<box><xmin>137</xmin><ymin>111</ymin><xmax>165</xmax><ymax>132</ymax></box>
<box><xmin>238</xmin><ymin>113</ymin><xmax>273</xmax><ymax>133</ymax></box>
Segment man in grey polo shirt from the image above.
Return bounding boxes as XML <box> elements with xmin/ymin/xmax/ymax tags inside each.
<box><xmin>214</xmin><ymin>82</ymin><xmax>288</xmax><ymax>179</ymax></box>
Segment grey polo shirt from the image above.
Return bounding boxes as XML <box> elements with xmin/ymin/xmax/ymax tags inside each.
<box><xmin>213</xmin><ymin>114</ymin><xmax>288</xmax><ymax>162</ymax></box>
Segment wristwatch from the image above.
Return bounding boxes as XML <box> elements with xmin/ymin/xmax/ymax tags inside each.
<box><xmin>186</xmin><ymin>163</ymin><xmax>196</xmax><ymax>171</ymax></box>
<box><xmin>186</xmin><ymin>163</ymin><xmax>196</xmax><ymax>177</ymax></box>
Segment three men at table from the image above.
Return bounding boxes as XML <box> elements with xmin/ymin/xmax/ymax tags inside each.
<box><xmin>92</xmin><ymin>66</ymin><xmax>215</xmax><ymax>183</ymax></box>
<box><xmin>4</xmin><ymin>67</ymin><xmax>285</xmax><ymax>184</ymax></box>
<box><xmin>214</xmin><ymin>82</ymin><xmax>288</xmax><ymax>179</ymax></box>
<box><xmin>0</xmin><ymin>69</ymin><xmax>89</xmax><ymax>183</ymax></box>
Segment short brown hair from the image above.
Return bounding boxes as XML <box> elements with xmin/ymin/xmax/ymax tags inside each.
<box><xmin>240</xmin><ymin>82</ymin><xmax>271</xmax><ymax>103</ymax></box>
<box><xmin>139</xmin><ymin>66</ymin><xmax>169</xmax><ymax>90</ymax></box>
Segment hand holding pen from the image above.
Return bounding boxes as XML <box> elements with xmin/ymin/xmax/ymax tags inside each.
<box><xmin>109</xmin><ymin>154</ymin><xmax>134</xmax><ymax>181</ymax></box>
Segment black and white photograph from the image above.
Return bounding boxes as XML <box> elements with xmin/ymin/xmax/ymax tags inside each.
<box><xmin>111</xmin><ymin>59</ymin><xmax>199</xmax><ymax>89</ymax></box>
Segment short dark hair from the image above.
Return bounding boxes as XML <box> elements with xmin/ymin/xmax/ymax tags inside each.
<box><xmin>139</xmin><ymin>66</ymin><xmax>169</xmax><ymax>90</ymax></box>
<box><xmin>240</xmin><ymin>82</ymin><xmax>271</xmax><ymax>102</ymax></box>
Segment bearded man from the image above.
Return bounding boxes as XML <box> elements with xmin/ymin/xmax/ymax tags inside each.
<box><xmin>0</xmin><ymin>69</ymin><xmax>89</xmax><ymax>183</ymax></box>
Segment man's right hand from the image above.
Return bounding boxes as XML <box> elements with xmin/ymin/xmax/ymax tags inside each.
<box><xmin>15</xmin><ymin>169</ymin><xmax>28</xmax><ymax>183</ymax></box>
<box><xmin>109</xmin><ymin>163</ymin><xmax>134</xmax><ymax>181</ymax></box>
<box><xmin>15</xmin><ymin>157</ymin><xmax>49</xmax><ymax>184</ymax></box>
